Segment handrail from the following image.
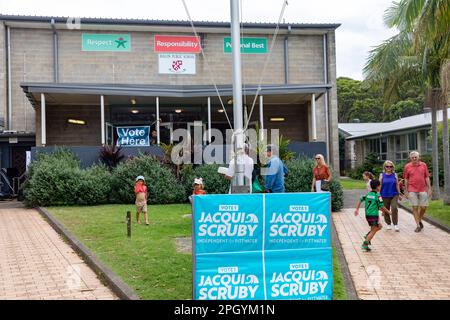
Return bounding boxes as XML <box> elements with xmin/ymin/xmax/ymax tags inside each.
<box><xmin>13</xmin><ymin>171</ymin><xmax>28</xmax><ymax>195</ymax></box>
<box><xmin>0</xmin><ymin>170</ymin><xmax>15</xmax><ymax>194</ymax></box>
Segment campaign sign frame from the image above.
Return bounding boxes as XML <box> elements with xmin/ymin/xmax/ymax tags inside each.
<box><xmin>193</xmin><ymin>193</ymin><xmax>332</xmax><ymax>300</ymax></box>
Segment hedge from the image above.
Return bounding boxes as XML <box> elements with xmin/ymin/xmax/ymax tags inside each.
<box><xmin>24</xmin><ymin>150</ymin><xmax>113</xmax><ymax>206</ymax></box>
<box><xmin>24</xmin><ymin>150</ymin><xmax>344</xmax><ymax>211</ymax></box>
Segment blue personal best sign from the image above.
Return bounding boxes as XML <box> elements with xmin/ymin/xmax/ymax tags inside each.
<box><xmin>193</xmin><ymin>193</ymin><xmax>332</xmax><ymax>300</ymax></box>
<box><xmin>116</xmin><ymin>126</ymin><xmax>150</xmax><ymax>146</ymax></box>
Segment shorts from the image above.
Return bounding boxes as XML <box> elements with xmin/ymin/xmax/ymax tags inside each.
<box><xmin>408</xmin><ymin>192</ymin><xmax>428</xmax><ymax>207</ymax></box>
<box><xmin>366</xmin><ymin>216</ymin><xmax>380</xmax><ymax>227</ymax></box>
<box><xmin>136</xmin><ymin>202</ymin><xmax>147</xmax><ymax>214</ymax></box>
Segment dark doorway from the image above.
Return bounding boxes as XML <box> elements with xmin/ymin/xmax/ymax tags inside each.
<box><xmin>11</xmin><ymin>146</ymin><xmax>30</xmax><ymax>176</ymax></box>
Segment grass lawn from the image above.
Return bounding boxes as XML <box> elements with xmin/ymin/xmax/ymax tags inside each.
<box><xmin>400</xmin><ymin>199</ymin><xmax>450</xmax><ymax>227</ymax></box>
<box><xmin>339</xmin><ymin>178</ymin><xmax>366</xmax><ymax>190</ymax></box>
<box><xmin>332</xmin><ymin>246</ymin><xmax>347</xmax><ymax>300</ymax></box>
<box><xmin>48</xmin><ymin>204</ymin><xmax>347</xmax><ymax>300</ymax></box>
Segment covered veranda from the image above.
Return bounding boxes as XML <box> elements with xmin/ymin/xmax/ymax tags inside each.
<box><xmin>21</xmin><ymin>82</ymin><xmax>330</xmax><ymax>156</ymax></box>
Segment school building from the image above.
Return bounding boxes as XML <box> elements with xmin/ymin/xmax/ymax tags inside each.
<box><xmin>339</xmin><ymin>108</ymin><xmax>450</xmax><ymax>170</ymax></box>
<box><xmin>0</xmin><ymin>14</ymin><xmax>340</xmax><ymax>194</ymax></box>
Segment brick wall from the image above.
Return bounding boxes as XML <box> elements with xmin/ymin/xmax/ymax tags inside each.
<box><xmin>327</xmin><ymin>32</ymin><xmax>340</xmax><ymax>171</ymax></box>
<box><xmin>10</xmin><ymin>28</ymin><xmax>53</xmax><ymax>132</ymax></box>
<box><xmin>36</xmin><ymin>105</ymin><xmax>101</xmax><ymax>146</ymax></box>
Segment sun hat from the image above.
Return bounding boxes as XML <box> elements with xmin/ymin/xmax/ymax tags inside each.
<box><xmin>135</xmin><ymin>175</ymin><xmax>145</xmax><ymax>182</ymax></box>
<box><xmin>194</xmin><ymin>177</ymin><xmax>203</xmax><ymax>185</ymax></box>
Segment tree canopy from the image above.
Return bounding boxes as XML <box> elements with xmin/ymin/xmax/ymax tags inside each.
<box><xmin>337</xmin><ymin>77</ymin><xmax>423</xmax><ymax>123</ymax></box>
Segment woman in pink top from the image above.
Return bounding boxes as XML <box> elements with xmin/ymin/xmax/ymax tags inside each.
<box><xmin>403</xmin><ymin>151</ymin><xmax>432</xmax><ymax>233</ymax></box>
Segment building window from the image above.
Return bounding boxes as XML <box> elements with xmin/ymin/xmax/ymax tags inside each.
<box><xmin>395</xmin><ymin>135</ymin><xmax>409</xmax><ymax>161</ymax></box>
<box><xmin>408</xmin><ymin>133</ymin><xmax>417</xmax><ymax>150</ymax></box>
<box><xmin>380</xmin><ymin>137</ymin><xmax>387</xmax><ymax>160</ymax></box>
<box><xmin>426</xmin><ymin>130</ymin><xmax>432</xmax><ymax>154</ymax></box>
<box><xmin>368</xmin><ymin>137</ymin><xmax>387</xmax><ymax>160</ymax></box>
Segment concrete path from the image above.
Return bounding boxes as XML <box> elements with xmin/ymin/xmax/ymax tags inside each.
<box><xmin>333</xmin><ymin>205</ymin><xmax>450</xmax><ymax>300</ymax></box>
<box><xmin>342</xmin><ymin>189</ymin><xmax>364</xmax><ymax>209</ymax></box>
<box><xmin>0</xmin><ymin>208</ymin><xmax>117</xmax><ymax>300</ymax></box>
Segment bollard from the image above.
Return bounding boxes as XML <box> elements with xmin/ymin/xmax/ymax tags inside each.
<box><xmin>126</xmin><ymin>211</ymin><xmax>131</xmax><ymax>238</ymax></box>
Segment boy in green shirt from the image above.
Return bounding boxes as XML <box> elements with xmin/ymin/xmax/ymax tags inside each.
<box><xmin>354</xmin><ymin>179</ymin><xmax>391</xmax><ymax>251</ymax></box>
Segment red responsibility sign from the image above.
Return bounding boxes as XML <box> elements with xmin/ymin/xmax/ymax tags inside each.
<box><xmin>154</xmin><ymin>35</ymin><xmax>201</xmax><ymax>53</ymax></box>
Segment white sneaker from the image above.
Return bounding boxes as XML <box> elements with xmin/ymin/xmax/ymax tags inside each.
<box><xmin>386</xmin><ymin>224</ymin><xmax>392</xmax><ymax>230</ymax></box>
<box><xmin>394</xmin><ymin>225</ymin><xmax>400</xmax><ymax>232</ymax></box>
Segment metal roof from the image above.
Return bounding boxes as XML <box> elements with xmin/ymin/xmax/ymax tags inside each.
<box><xmin>341</xmin><ymin>109</ymin><xmax>450</xmax><ymax>140</ymax></box>
<box><xmin>0</xmin><ymin>14</ymin><xmax>341</xmax><ymax>30</ymax></box>
<box><xmin>338</xmin><ymin>123</ymin><xmax>382</xmax><ymax>137</ymax></box>
<box><xmin>21</xmin><ymin>82</ymin><xmax>331</xmax><ymax>107</ymax></box>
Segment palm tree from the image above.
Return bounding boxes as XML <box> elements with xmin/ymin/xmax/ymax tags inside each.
<box><xmin>441</xmin><ymin>60</ymin><xmax>450</xmax><ymax>204</ymax></box>
<box><xmin>364</xmin><ymin>0</ymin><xmax>449</xmax><ymax>202</ymax></box>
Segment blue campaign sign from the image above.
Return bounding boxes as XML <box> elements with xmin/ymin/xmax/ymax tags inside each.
<box><xmin>195</xmin><ymin>251</ymin><xmax>265</xmax><ymax>300</ymax></box>
<box><xmin>265</xmin><ymin>248</ymin><xmax>333</xmax><ymax>300</ymax></box>
<box><xmin>265</xmin><ymin>193</ymin><xmax>331</xmax><ymax>250</ymax></box>
<box><xmin>193</xmin><ymin>194</ymin><xmax>263</xmax><ymax>254</ymax></box>
<box><xmin>193</xmin><ymin>193</ymin><xmax>332</xmax><ymax>300</ymax></box>
<box><xmin>116</xmin><ymin>126</ymin><xmax>150</xmax><ymax>146</ymax></box>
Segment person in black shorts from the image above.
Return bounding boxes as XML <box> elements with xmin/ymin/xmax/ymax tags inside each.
<box><xmin>354</xmin><ymin>179</ymin><xmax>391</xmax><ymax>251</ymax></box>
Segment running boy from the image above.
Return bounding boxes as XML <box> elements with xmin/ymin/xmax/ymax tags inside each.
<box><xmin>354</xmin><ymin>179</ymin><xmax>391</xmax><ymax>251</ymax></box>
<box><xmin>134</xmin><ymin>175</ymin><xmax>149</xmax><ymax>225</ymax></box>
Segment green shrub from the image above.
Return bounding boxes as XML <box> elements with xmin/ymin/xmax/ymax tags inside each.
<box><xmin>329</xmin><ymin>175</ymin><xmax>344</xmax><ymax>212</ymax></box>
<box><xmin>77</xmin><ymin>165</ymin><xmax>112</xmax><ymax>205</ymax></box>
<box><xmin>24</xmin><ymin>149</ymin><xmax>113</xmax><ymax>207</ymax></box>
<box><xmin>285</xmin><ymin>158</ymin><xmax>344</xmax><ymax>212</ymax></box>
<box><xmin>24</xmin><ymin>148</ymin><xmax>83</xmax><ymax>206</ymax></box>
<box><xmin>110</xmin><ymin>154</ymin><xmax>185</xmax><ymax>204</ymax></box>
<box><xmin>180</xmin><ymin>164</ymin><xmax>230</xmax><ymax>198</ymax></box>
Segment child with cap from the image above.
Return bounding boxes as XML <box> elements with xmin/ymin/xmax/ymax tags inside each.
<box><xmin>193</xmin><ymin>177</ymin><xmax>206</xmax><ymax>196</ymax></box>
<box><xmin>134</xmin><ymin>175</ymin><xmax>149</xmax><ymax>225</ymax></box>
<box><xmin>189</xmin><ymin>177</ymin><xmax>206</xmax><ymax>206</ymax></box>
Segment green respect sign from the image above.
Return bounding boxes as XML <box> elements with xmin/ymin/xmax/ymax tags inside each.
<box><xmin>223</xmin><ymin>37</ymin><xmax>268</xmax><ymax>54</ymax></box>
<box><xmin>82</xmin><ymin>34</ymin><xmax>131</xmax><ymax>51</ymax></box>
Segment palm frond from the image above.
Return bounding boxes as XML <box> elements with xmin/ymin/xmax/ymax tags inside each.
<box><xmin>384</xmin><ymin>0</ymin><xmax>426</xmax><ymax>30</ymax></box>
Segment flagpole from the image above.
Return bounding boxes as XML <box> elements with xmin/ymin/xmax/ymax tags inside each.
<box><xmin>230</xmin><ymin>0</ymin><xmax>246</xmax><ymax>191</ymax></box>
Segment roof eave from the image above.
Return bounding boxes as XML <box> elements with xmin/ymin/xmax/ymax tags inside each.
<box><xmin>0</xmin><ymin>14</ymin><xmax>341</xmax><ymax>30</ymax></box>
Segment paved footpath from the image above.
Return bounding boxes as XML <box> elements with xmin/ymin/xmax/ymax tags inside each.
<box><xmin>0</xmin><ymin>207</ymin><xmax>117</xmax><ymax>300</ymax></box>
<box><xmin>333</xmin><ymin>205</ymin><xmax>450</xmax><ymax>300</ymax></box>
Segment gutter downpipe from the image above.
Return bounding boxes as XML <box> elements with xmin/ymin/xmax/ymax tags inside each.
<box><xmin>323</xmin><ymin>33</ymin><xmax>330</xmax><ymax>165</ymax></box>
<box><xmin>284</xmin><ymin>25</ymin><xmax>291</xmax><ymax>84</ymax></box>
<box><xmin>6</xmin><ymin>25</ymin><xmax>12</xmax><ymax>130</ymax></box>
<box><xmin>51</xmin><ymin>18</ymin><xmax>59</xmax><ymax>83</ymax></box>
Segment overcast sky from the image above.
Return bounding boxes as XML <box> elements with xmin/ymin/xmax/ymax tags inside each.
<box><xmin>0</xmin><ymin>0</ymin><xmax>398</xmax><ymax>80</ymax></box>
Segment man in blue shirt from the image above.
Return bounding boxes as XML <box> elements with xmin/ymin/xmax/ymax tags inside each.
<box><xmin>263</xmin><ymin>145</ymin><xmax>288</xmax><ymax>193</ymax></box>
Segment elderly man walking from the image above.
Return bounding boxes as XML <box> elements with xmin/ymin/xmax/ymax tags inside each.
<box><xmin>403</xmin><ymin>151</ymin><xmax>432</xmax><ymax>232</ymax></box>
